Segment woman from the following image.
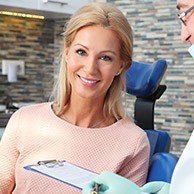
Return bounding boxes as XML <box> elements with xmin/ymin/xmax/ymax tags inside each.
<box><xmin>0</xmin><ymin>2</ymin><xmax>150</xmax><ymax>194</ymax></box>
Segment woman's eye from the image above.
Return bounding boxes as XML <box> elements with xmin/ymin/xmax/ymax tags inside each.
<box><xmin>100</xmin><ymin>55</ymin><xmax>112</xmax><ymax>61</ymax></box>
<box><xmin>76</xmin><ymin>49</ymin><xmax>86</xmax><ymax>56</ymax></box>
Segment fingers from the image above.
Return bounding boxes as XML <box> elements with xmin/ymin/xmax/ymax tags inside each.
<box><xmin>82</xmin><ymin>171</ymin><xmax>142</xmax><ymax>194</ymax></box>
<box><xmin>82</xmin><ymin>181</ymin><xmax>95</xmax><ymax>194</ymax></box>
<box><xmin>141</xmin><ymin>181</ymin><xmax>170</xmax><ymax>194</ymax></box>
<box><xmin>94</xmin><ymin>171</ymin><xmax>141</xmax><ymax>194</ymax></box>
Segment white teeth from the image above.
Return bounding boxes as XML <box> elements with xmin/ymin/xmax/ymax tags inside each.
<box><xmin>80</xmin><ymin>76</ymin><xmax>98</xmax><ymax>84</ymax></box>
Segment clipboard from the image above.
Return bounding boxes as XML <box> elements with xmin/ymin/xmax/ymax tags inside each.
<box><xmin>24</xmin><ymin>160</ymin><xmax>98</xmax><ymax>190</ymax></box>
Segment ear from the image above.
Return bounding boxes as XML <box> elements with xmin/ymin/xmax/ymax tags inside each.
<box><xmin>116</xmin><ymin>62</ymin><xmax>125</xmax><ymax>76</ymax></box>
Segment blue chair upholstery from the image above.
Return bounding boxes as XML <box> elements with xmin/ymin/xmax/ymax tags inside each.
<box><xmin>126</xmin><ymin>60</ymin><xmax>167</xmax><ymax>130</ymax></box>
<box><xmin>145</xmin><ymin>129</ymin><xmax>171</xmax><ymax>157</ymax></box>
<box><xmin>145</xmin><ymin>129</ymin><xmax>178</xmax><ymax>183</ymax></box>
<box><xmin>125</xmin><ymin>59</ymin><xmax>178</xmax><ymax>183</ymax></box>
<box><xmin>126</xmin><ymin>59</ymin><xmax>167</xmax><ymax>97</ymax></box>
<box><xmin>147</xmin><ymin>153</ymin><xmax>178</xmax><ymax>183</ymax></box>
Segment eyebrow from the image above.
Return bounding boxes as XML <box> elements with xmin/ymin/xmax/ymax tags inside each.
<box><xmin>74</xmin><ymin>43</ymin><xmax>89</xmax><ymax>50</ymax></box>
<box><xmin>176</xmin><ymin>3</ymin><xmax>188</xmax><ymax>10</ymax></box>
<box><xmin>74</xmin><ymin>43</ymin><xmax>117</xmax><ymax>55</ymax></box>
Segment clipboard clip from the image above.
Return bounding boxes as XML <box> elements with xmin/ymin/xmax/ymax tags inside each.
<box><xmin>37</xmin><ymin>160</ymin><xmax>64</xmax><ymax>168</ymax></box>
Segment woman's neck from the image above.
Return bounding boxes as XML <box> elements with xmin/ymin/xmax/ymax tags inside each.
<box><xmin>59</xmin><ymin>95</ymin><xmax>115</xmax><ymax>128</ymax></box>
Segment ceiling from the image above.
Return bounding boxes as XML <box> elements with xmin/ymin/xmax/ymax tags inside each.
<box><xmin>0</xmin><ymin>0</ymin><xmax>94</xmax><ymax>19</ymax></box>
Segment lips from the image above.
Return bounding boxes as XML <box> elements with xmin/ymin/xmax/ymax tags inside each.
<box><xmin>78</xmin><ymin>75</ymin><xmax>100</xmax><ymax>87</ymax></box>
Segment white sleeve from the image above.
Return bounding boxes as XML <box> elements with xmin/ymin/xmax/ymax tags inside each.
<box><xmin>170</xmin><ymin>131</ymin><xmax>194</xmax><ymax>194</ymax></box>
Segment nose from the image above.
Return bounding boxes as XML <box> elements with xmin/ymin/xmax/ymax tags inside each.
<box><xmin>83</xmin><ymin>57</ymin><xmax>98</xmax><ymax>74</ymax></box>
<box><xmin>181</xmin><ymin>24</ymin><xmax>191</xmax><ymax>42</ymax></box>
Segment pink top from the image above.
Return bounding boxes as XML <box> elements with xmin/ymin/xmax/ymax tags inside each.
<box><xmin>0</xmin><ymin>102</ymin><xmax>150</xmax><ymax>194</ymax></box>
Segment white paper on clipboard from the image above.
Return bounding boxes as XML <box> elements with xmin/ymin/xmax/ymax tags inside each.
<box><xmin>24</xmin><ymin>161</ymin><xmax>98</xmax><ymax>190</ymax></box>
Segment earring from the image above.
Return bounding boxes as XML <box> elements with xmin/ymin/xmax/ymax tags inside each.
<box><xmin>116</xmin><ymin>70</ymin><xmax>122</xmax><ymax>76</ymax></box>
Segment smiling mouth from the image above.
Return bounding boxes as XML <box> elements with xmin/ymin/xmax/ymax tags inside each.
<box><xmin>78</xmin><ymin>75</ymin><xmax>100</xmax><ymax>86</ymax></box>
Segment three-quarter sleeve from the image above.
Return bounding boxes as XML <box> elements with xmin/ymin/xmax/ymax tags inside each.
<box><xmin>117</xmin><ymin>133</ymin><xmax>150</xmax><ymax>186</ymax></box>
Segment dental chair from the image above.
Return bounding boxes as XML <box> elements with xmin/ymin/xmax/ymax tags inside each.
<box><xmin>125</xmin><ymin>59</ymin><xmax>178</xmax><ymax>183</ymax></box>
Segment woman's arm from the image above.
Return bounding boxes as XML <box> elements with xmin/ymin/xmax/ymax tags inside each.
<box><xmin>0</xmin><ymin>110</ymin><xmax>21</xmax><ymax>193</ymax></box>
<box><xmin>117</xmin><ymin>133</ymin><xmax>150</xmax><ymax>186</ymax></box>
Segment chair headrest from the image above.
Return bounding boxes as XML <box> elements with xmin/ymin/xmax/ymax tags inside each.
<box><xmin>125</xmin><ymin>59</ymin><xmax>167</xmax><ymax>97</ymax></box>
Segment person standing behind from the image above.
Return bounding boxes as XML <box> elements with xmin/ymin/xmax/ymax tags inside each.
<box><xmin>0</xmin><ymin>2</ymin><xmax>150</xmax><ymax>194</ymax></box>
<box><xmin>144</xmin><ymin>1</ymin><xmax>194</xmax><ymax>193</ymax></box>
<box><xmin>169</xmin><ymin>1</ymin><xmax>194</xmax><ymax>194</ymax></box>
<box><xmin>144</xmin><ymin>2</ymin><xmax>194</xmax><ymax>193</ymax></box>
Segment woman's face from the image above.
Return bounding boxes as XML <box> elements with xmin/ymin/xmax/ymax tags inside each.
<box><xmin>65</xmin><ymin>25</ymin><xmax>123</xmax><ymax>101</ymax></box>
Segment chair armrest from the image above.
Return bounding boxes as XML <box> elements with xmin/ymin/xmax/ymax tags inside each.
<box><xmin>147</xmin><ymin>152</ymin><xmax>178</xmax><ymax>183</ymax></box>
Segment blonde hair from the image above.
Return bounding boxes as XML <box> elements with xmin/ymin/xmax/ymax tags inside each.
<box><xmin>52</xmin><ymin>2</ymin><xmax>133</xmax><ymax>120</ymax></box>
